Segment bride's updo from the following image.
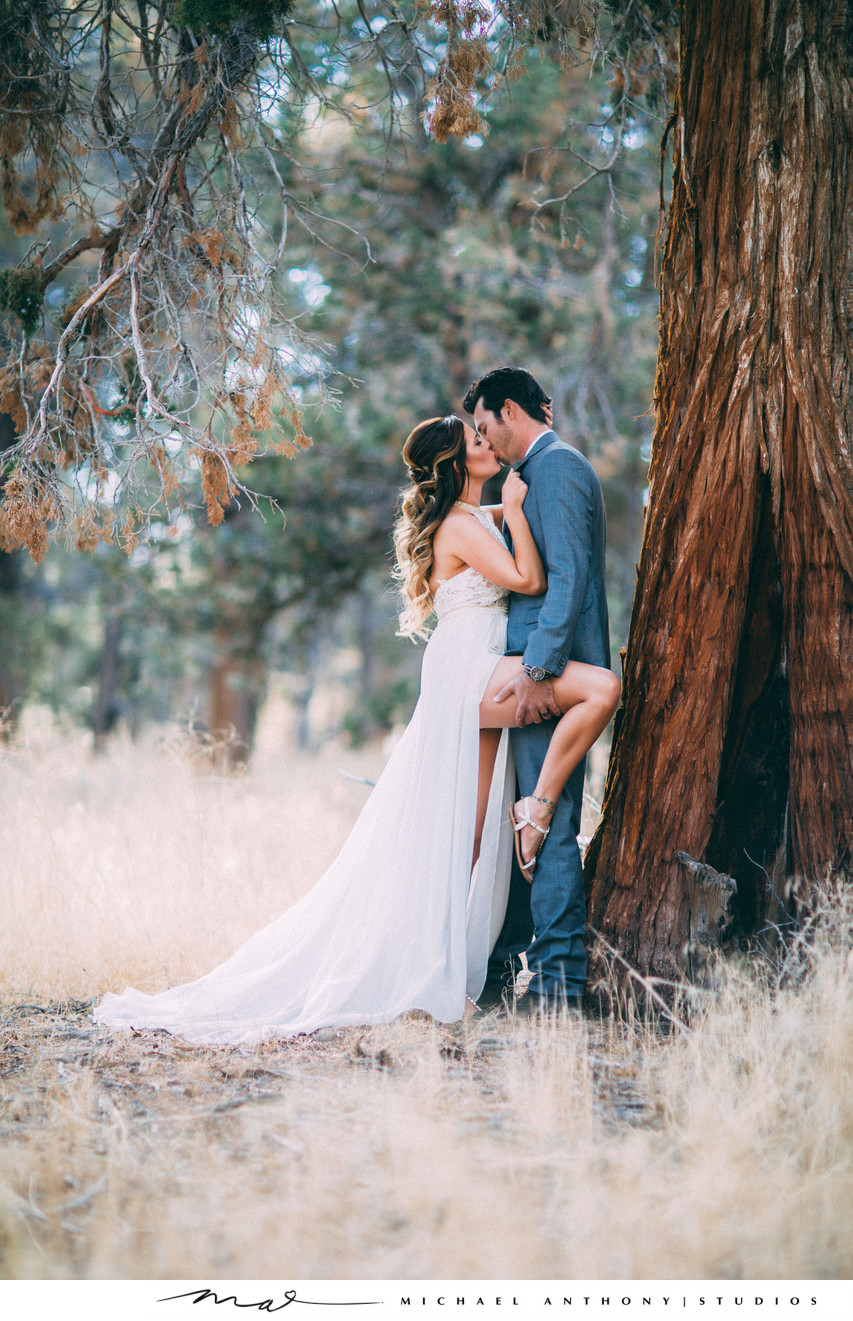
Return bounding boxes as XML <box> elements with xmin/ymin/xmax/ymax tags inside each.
<box><xmin>394</xmin><ymin>415</ymin><xmax>467</xmax><ymax>639</ymax></box>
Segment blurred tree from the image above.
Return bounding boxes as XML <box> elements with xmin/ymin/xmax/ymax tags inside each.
<box><xmin>171</xmin><ymin>27</ymin><xmax>661</xmax><ymax>754</ymax></box>
<box><xmin>1</xmin><ymin>2</ymin><xmax>661</xmax><ymax>752</ymax></box>
<box><xmin>0</xmin><ymin>414</ymin><xmax>29</xmax><ymax>722</ymax></box>
<box><xmin>0</xmin><ymin>0</ymin><xmax>658</xmax><ymax>555</ymax></box>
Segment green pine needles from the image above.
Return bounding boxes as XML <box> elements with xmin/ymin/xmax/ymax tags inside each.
<box><xmin>0</xmin><ymin>268</ymin><xmax>43</xmax><ymax>335</ymax></box>
<box><xmin>171</xmin><ymin>0</ymin><xmax>293</xmax><ymax>40</ymax></box>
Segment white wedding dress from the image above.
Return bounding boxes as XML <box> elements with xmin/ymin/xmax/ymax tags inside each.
<box><xmin>94</xmin><ymin>503</ymin><xmax>515</xmax><ymax>1045</ymax></box>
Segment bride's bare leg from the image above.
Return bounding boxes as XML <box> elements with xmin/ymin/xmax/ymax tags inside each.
<box><xmin>464</xmin><ymin>728</ymin><xmax>502</xmax><ymax>1017</ymax></box>
<box><xmin>479</xmin><ymin>657</ymin><xmax>620</xmax><ymax>871</ymax></box>
<box><xmin>473</xmin><ymin>728</ymin><xmax>502</xmax><ymax>870</ymax></box>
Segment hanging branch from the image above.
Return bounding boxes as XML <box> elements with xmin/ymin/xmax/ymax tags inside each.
<box><xmin>0</xmin><ymin>0</ymin><xmax>676</xmax><ymax>560</ymax></box>
<box><xmin>0</xmin><ymin>2</ymin><xmax>311</xmax><ymax>557</ymax></box>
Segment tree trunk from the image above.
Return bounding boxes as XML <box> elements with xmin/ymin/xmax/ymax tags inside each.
<box><xmin>92</xmin><ymin>610</ymin><xmax>123</xmax><ymax>748</ymax></box>
<box><xmin>0</xmin><ymin>544</ymin><xmax>22</xmax><ymax>726</ymax></box>
<box><xmin>585</xmin><ymin>0</ymin><xmax>853</xmax><ymax>987</ymax></box>
<box><xmin>207</xmin><ymin>638</ymin><xmax>263</xmax><ymax>766</ymax></box>
<box><xmin>0</xmin><ymin>412</ymin><xmax>24</xmax><ymax>730</ymax></box>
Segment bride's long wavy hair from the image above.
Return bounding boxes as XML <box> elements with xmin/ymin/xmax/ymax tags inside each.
<box><xmin>393</xmin><ymin>415</ymin><xmax>468</xmax><ymax>640</ymax></box>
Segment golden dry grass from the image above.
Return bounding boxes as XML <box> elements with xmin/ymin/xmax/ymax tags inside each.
<box><xmin>1</xmin><ymin>719</ymin><xmax>852</xmax><ymax>1281</ymax></box>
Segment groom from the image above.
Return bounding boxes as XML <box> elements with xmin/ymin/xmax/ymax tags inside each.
<box><xmin>463</xmin><ymin>366</ymin><xmax>610</xmax><ymax>1012</ymax></box>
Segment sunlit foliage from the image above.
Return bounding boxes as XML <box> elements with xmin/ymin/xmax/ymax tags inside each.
<box><xmin>0</xmin><ymin>1</ymin><xmax>675</xmax><ymax>559</ymax></box>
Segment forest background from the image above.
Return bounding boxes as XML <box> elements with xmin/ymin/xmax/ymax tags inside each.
<box><xmin>0</xmin><ymin>1</ymin><xmax>658</xmax><ymax>755</ymax></box>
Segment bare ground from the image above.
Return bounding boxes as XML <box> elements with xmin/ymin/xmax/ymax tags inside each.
<box><xmin>1</xmin><ymin>998</ymin><xmax>669</xmax><ymax>1279</ymax></box>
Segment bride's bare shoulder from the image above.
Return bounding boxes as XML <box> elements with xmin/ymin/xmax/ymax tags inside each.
<box><xmin>432</xmin><ymin>506</ymin><xmax>468</xmax><ymax>553</ymax></box>
<box><xmin>435</xmin><ymin>504</ymin><xmax>473</xmax><ymax>533</ymax></box>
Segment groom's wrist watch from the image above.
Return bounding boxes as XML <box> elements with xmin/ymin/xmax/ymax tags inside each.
<box><xmin>523</xmin><ymin>663</ymin><xmax>552</xmax><ymax>683</ymax></box>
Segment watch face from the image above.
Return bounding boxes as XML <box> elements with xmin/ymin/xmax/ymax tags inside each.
<box><xmin>525</xmin><ymin>665</ymin><xmax>548</xmax><ymax>682</ymax></box>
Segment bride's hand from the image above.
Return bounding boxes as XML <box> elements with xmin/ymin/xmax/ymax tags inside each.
<box><xmin>543</xmin><ymin>398</ymin><xmax>553</xmax><ymax>428</ymax></box>
<box><xmin>501</xmin><ymin>469</ymin><xmax>528</xmax><ymax>514</ymax></box>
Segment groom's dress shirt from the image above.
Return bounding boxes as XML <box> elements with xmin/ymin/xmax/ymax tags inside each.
<box><xmin>513</xmin><ymin>429</ymin><xmax>551</xmax><ymax>468</ymax></box>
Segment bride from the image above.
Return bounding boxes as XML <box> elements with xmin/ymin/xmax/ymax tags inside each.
<box><xmin>94</xmin><ymin>415</ymin><xmax>618</xmax><ymax>1044</ymax></box>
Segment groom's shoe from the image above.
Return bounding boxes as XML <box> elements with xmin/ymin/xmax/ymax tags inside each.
<box><xmin>476</xmin><ymin>983</ymin><xmax>515</xmax><ymax>1012</ymax></box>
<box><xmin>511</xmin><ymin>991</ymin><xmax>586</xmax><ymax>1020</ymax></box>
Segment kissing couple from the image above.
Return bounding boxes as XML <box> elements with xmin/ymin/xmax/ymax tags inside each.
<box><xmin>96</xmin><ymin>366</ymin><xmax>619</xmax><ymax>1043</ymax></box>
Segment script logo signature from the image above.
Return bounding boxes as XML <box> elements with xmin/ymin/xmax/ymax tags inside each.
<box><xmin>159</xmin><ymin>1287</ymin><xmax>380</xmax><ymax>1311</ymax></box>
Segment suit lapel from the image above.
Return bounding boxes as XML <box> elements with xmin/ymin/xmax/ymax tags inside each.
<box><xmin>505</xmin><ymin>432</ymin><xmax>560</xmax><ymax>550</ymax></box>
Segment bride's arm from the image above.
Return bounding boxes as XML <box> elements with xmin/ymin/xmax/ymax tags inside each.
<box><xmin>439</xmin><ymin>474</ymin><xmax>546</xmax><ymax>595</ymax></box>
<box><xmin>500</xmin><ymin>471</ymin><xmax>546</xmax><ymax>594</ymax></box>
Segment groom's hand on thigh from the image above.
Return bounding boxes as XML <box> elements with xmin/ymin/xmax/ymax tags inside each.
<box><xmin>494</xmin><ymin>672</ymin><xmax>561</xmax><ymax>726</ymax></box>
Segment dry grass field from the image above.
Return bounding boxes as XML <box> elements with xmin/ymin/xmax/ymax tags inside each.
<box><xmin>1</xmin><ymin>716</ymin><xmax>852</xmax><ymax>1281</ymax></box>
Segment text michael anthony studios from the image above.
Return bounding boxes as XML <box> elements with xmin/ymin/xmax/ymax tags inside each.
<box><xmin>3</xmin><ymin>1277</ymin><xmax>848</xmax><ymax>1320</ymax></box>
<box><xmin>398</xmin><ymin>1291</ymin><xmax>821</xmax><ymax>1312</ymax></box>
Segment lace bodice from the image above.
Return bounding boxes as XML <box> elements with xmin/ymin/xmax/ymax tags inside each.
<box><xmin>433</xmin><ymin>502</ymin><xmax>509</xmax><ymax>621</ymax></box>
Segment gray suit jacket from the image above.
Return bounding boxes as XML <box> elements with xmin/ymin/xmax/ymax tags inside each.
<box><xmin>505</xmin><ymin>431</ymin><xmax>610</xmax><ymax>673</ymax></box>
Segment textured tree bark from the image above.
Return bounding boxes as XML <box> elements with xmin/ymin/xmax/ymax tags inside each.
<box><xmin>585</xmin><ymin>0</ymin><xmax>853</xmax><ymax>986</ymax></box>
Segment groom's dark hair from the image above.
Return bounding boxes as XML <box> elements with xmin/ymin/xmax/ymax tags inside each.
<box><xmin>463</xmin><ymin>367</ymin><xmax>551</xmax><ymax>424</ymax></box>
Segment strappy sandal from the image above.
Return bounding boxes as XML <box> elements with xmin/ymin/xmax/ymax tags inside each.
<box><xmin>509</xmin><ymin>795</ymin><xmax>554</xmax><ymax>883</ymax></box>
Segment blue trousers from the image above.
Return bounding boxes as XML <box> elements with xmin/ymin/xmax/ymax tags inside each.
<box><xmin>486</xmin><ymin>720</ymin><xmax>587</xmax><ymax>1000</ymax></box>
